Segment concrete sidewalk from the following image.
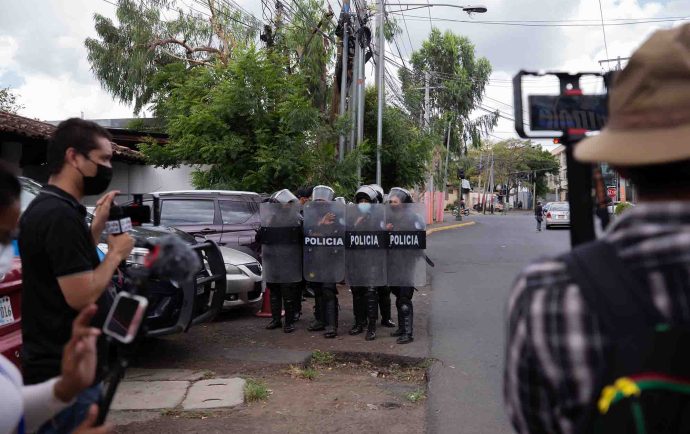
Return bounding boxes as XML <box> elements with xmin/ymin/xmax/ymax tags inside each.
<box><xmin>112</xmin><ymin>369</ymin><xmax>245</xmax><ymax>412</ymax></box>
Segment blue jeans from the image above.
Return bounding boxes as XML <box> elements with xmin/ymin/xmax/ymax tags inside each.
<box><xmin>37</xmin><ymin>383</ymin><xmax>102</xmax><ymax>434</ymax></box>
<box><xmin>536</xmin><ymin>217</ymin><xmax>543</xmax><ymax>230</ymax></box>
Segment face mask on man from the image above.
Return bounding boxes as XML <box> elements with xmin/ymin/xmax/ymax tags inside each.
<box><xmin>0</xmin><ymin>243</ymin><xmax>14</xmax><ymax>276</ymax></box>
<box><xmin>79</xmin><ymin>156</ymin><xmax>113</xmax><ymax>196</ymax></box>
<box><xmin>357</xmin><ymin>203</ymin><xmax>372</xmax><ymax>213</ymax></box>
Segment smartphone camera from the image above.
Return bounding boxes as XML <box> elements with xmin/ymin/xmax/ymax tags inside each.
<box><xmin>103</xmin><ymin>292</ymin><xmax>148</xmax><ymax>344</ymax></box>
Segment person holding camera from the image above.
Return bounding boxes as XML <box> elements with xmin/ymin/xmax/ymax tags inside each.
<box><xmin>505</xmin><ymin>25</ymin><xmax>690</xmax><ymax>434</ymax></box>
<box><xmin>0</xmin><ymin>163</ymin><xmax>110</xmax><ymax>434</ymax></box>
<box><xmin>19</xmin><ymin>118</ymin><xmax>134</xmax><ymax>433</ymax></box>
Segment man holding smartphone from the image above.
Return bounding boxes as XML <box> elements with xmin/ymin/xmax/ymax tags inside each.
<box><xmin>19</xmin><ymin>118</ymin><xmax>134</xmax><ymax>433</ymax></box>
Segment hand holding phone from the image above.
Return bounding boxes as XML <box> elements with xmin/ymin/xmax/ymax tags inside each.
<box><xmin>102</xmin><ymin>292</ymin><xmax>148</xmax><ymax>344</ymax></box>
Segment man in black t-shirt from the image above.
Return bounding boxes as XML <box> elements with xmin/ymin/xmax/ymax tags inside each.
<box><xmin>20</xmin><ymin>118</ymin><xmax>134</xmax><ymax>433</ymax></box>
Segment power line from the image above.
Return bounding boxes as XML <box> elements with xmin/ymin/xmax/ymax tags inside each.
<box><xmin>597</xmin><ymin>0</ymin><xmax>611</xmax><ymax>71</ymax></box>
<box><xmin>388</xmin><ymin>13</ymin><xmax>690</xmax><ymax>27</ymax></box>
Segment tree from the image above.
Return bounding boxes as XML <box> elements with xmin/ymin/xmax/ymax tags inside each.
<box><xmin>399</xmin><ymin>29</ymin><xmax>498</xmax><ymax>149</ymax></box>
<box><xmin>0</xmin><ymin>88</ymin><xmax>24</xmax><ymax>114</ymax></box>
<box><xmin>139</xmin><ymin>47</ymin><xmax>361</xmax><ymax>195</ymax></box>
<box><xmin>86</xmin><ymin>0</ymin><xmax>258</xmax><ymax>113</ymax></box>
<box><xmin>361</xmin><ymin>87</ymin><xmax>433</xmax><ymax>190</ymax></box>
<box><xmin>460</xmin><ymin>139</ymin><xmax>559</xmax><ymax>201</ymax></box>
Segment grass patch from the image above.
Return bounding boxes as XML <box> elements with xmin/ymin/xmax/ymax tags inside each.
<box><xmin>301</xmin><ymin>367</ymin><xmax>318</xmax><ymax>380</ymax></box>
<box><xmin>288</xmin><ymin>365</ymin><xmax>318</xmax><ymax>380</ymax></box>
<box><xmin>419</xmin><ymin>358</ymin><xmax>435</xmax><ymax>369</ymax></box>
<box><xmin>311</xmin><ymin>350</ymin><xmax>335</xmax><ymax>366</ymax></box>
<box><xmin>244</xmin><ymin>378</ymin><xmax>270</xmax><ymax>403</ymax></box>
<box><xmin>405</xmin><ymin>389</ymin><xmax>426</xmax><ymax>403</ymax></box>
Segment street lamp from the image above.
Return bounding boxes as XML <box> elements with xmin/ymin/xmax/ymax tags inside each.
<box><xmin>385</xmin><ymin>3</ymin><xmax>488</xmax><ymax>14</ymax></box>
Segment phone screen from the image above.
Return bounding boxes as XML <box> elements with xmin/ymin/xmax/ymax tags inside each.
<box><xmin>103</xmin><ymin>292</ymin><xmax>147</xmax><ymax>343</ymax></box>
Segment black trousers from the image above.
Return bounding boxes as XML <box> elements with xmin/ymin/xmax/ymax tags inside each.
<box><xmin>268</xmin><ymin>282</ymin><xmax>300</xmax><ymax>325</ymax></box>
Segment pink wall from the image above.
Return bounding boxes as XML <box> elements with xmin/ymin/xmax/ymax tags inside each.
<box><xmin>422</xmin><ymin>191</ymin><xmax>445</xmax><ymax>223</ymax></box>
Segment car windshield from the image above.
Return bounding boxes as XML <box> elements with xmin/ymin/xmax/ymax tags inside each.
<box><xmin>551</xmin><ymin>204</ymin><xmax>569</xmax><ymax>211</ymax></box>
<box><xmin>19</xmin><ymin>177</ymin><xmax>42</xmax><ymax>212</ymax></box>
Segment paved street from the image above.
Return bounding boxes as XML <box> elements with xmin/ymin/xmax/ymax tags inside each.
<box><xmin>426</xmin><ymin>212</ymin><xmax>570</xmax><ymax>434</ymax></box>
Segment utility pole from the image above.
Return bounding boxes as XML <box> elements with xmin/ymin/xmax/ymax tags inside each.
<box><xmin>338</xmin><ymin>0</ymin><xmax>351</xmax><ymax>162</ymax></box>
<box><xmin>489</xmin><ymin>150</ymin><xmax>496</xmax><ymax>214</ymax></box>
<box><xmin>532</xmin><ymin>170</ymin><xmax>537</xmax><ymax>210</ymax></box>
<box><xmin>375</xmin><ymin>0</ymin><xmax>384</xmax><ymax>185</ymax></box>
<box><xmin>349</xmin><ymin>40</ymin><xmax>358</xmax><ymax>152</ymax></box>
<box><xmin>424</xmin><ymin>71</ymin><xmax>430</xmax><ymax>129</ymax></box>
<box><xmin>442</xmin><ymin>120</ymin><xmax>451</xmax><ymax>199</ymax></box>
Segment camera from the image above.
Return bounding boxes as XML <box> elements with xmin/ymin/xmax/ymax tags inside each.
<box><xmin>512</xmin><ymin>70</ymin><xmax>615</xmax><ymax>246</ymax></box>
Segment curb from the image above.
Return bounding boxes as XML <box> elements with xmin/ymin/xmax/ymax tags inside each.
<box><xmin>314</xmin><ymin>350</ymin><xmax>430</xmax><ymax>368</ymax></box>
<box><xmin>426</xmin><ymin>221</ymin><xmax>476</xmax><ymax>235</ymax></box>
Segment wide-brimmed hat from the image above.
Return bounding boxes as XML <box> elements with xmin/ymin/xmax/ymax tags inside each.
<box><xmin>575</xmin><ymin>23</ymin><xmax>690</xmax><ymax>166</ymax></box>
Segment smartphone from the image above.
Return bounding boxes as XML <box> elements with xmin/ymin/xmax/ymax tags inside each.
<box><xmin>103</xmin><ymin>292</ymin><xmax>148</xmax><ymax>344</ymax></box>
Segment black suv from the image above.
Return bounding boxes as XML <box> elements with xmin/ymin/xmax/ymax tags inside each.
<box><xmin>134</xmin><ymin>191</ymin><xmax>262</xmax><ymax>259</ymax></box>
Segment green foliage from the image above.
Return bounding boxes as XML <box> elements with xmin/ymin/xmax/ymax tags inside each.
<box><xmin>405</xmin><ymin>389</ymin><xmax>427</xmax><ymax>403</ymax></box>
<box><xmin>281</xmin><ymin>0</ymin><xmax>336</xmax><ymax>111</ymax></box>
<box><xmin>0</xmin><ymin>88</ymin><xmax>24</xmax><ymax>114</ymax></box>
<box><xmin>615</xmin><ymin>202</ymin><xmax>633</xmax><ymax>215</ymax></box>
<box><xmin>141</xmin><ymin>48</ymin><xmax>325</xmax><ymax>193</ymax></box>
<box><xmin>244</xmin><ymin>378</ymin><xmax>270</xmax><ymax>402</ymax></box>
<box><xmin>460</xmin><ymin>139</ymin><xmax>559</xmax><ymax>197</ymax></box>
<box><xmin>85</xmin><ymin>0</ymin><xmax>256</xmax><ymax>113</ymax></box>
<box><xmin>399</xmin><ymin>28</ymin><xmax>497</xmax><ymax>150</ymax></box>
<box><xmin>311</xmin><ymin>350</ymin><xmax>335</xmax><ymax>366</ymax></box>
<box><xmin>361</xmin><ymin>87</ymin><xmax>434</xmax><ymax>191</ymax></box>
<box><xmin>301</xmin><ymin>368</ymin><xmax>318</xmax><ymax>380</ymax></box>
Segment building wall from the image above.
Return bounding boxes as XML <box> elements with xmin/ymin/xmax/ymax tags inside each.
<box><xmin>0</xmin><ymin>140</ymin><xmax>197</xmax><ymax>205</ymax></box>
<box><xmin>83</xmin><ymin>162</ymin><xmax>197</xmax><ymax>205</ymax></box>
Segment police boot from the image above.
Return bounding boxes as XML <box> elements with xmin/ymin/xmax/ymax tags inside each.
<box><xmin>365</xmin><ymin>288</ymin><xmax>378</xmax><ymax>341</ymax></box>
<box><xmin>349</xmin><ymin>287</ymin><xmax>366</xmax><ymax>335</ymax></box>
<box><xmin>283</xmin><ymin>289</ymin><xmax>296</xmax><ymax>334</ymax></box>
<box><xmin>265</xmin><ymin>288</ymin><xmax>282</xmax><ymax>330</ymax></box>
<box><xmin>396</xmin><ymin>302</ymin><xmax>414</xmax><ymax>345</ymax></box>
<box><xmin>378</xmin><ymin>287</ymin><xmax>396</xmax><ymax>328</ymax></box>
<box><xmin>293</xmin><ymin>285</ymin><xmax>302</xmax><ymax>323</ymax></box>
<box><xmin>323</xmin><ymin>288</ymin><xmax>338</xmax><ymax>339</ymax></box>
<box><xmin>390</xmin><ymin>300</ymin><xmax>405</xmax><ymax>337</ymax></box>
<box><xmin>307</xmin><ymin>288</ymin><xmax>326</xmax><ymax>331</ymax></box>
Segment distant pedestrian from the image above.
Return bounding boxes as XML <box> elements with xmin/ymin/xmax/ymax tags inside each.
<box><xmin>534</xmin><ymin>201</ymin><xmax>543</xmax><ymax>231</ymax></box>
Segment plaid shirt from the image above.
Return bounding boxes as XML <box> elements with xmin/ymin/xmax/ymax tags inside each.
<box><xmin>504</xmin><ymin>201</ymin><xmax>690</xmax><ymax>434</ymax></box>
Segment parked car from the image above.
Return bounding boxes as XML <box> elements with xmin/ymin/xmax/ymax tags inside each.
<box><xmin>128</xmin><ymin>190</ymin><xmax>263</xmax><ymax>259</ymax></box>
<box><xmin>545</xmin><ymin>201</ymin><xmax>570</xmax><ymax>229</ymax></box>
<box><xmin>542</xmin><ymin>202</ymin><xmax>553</xmax><ymax>216</ymax></box>
<box><xmin>1</xmin><ymin>178</ymin><xmax>264</xmax><ymax>368</ymax></box>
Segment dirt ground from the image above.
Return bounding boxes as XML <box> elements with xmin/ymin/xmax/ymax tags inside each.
<box><xmin>112</xmin><ymin>284</ymin><xmax>432</xmax><ymax>433</ymax></box>
<box><xmin>115</xmin><ymin>360</ymin><xmax>428</xmax><ymax>434</ymax></box>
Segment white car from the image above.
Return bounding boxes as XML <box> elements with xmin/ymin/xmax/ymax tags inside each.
<box><xmin>545</xmin><ymin>202</ymin><xmax>570</xmax><ymax>229</ymax></box>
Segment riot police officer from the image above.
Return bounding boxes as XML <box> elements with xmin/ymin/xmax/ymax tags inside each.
<box><xmin>347</xmin><ymin>185</ymin><xmax>384</xmax><ymax>340</ymax></box>
<box><xmin>386</xmin><ymin>187</ymin><xmax>424</xmax><ymax>344</ymax></box>
<box><xmin>304</xmin><ymin>185</ymin><xmax>343</xmax><ymax>338</ymax></box>
<box><xmin>260</xmin><ymin>189</ymin><xmax>303</xmax><ymax>333</ymax></box>
<box><xmin>368</xmin><ymin>184</ymin><xmax>396</xmax><ymax>329</ymax></box>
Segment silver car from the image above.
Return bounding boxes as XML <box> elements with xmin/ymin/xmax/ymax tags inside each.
<box><xmin>545</xmin><ymin>202</ymin><xmax>570</xmax><ymax>229</ymax></box>
<box><xmin>218</xmin><ymin>245</ymin><xmax>263</xmax><ymax>309</ymax></box>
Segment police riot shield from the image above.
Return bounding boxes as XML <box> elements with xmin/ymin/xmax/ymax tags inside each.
<box><xmin>303</xmin><ymin>201</ymin><xmax>346</xmax><ymax>283</ymax></box>
<box><xmin>385</xmin><ymin>203</ymin><xmax>427</xmax><ymax>287</ymax></box>
<box><xmin>259</xmin><ymin>202</ymin><xmax>302</xmax><ymax>283</ymax></box>
<box><xmin>345</xmin><ymin>203</ymin><xmax>387</xmax><ymax>287</ymax></box>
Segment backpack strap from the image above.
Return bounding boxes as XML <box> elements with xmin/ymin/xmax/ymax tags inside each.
<box><xmin>563</xmin><ymin>239</ymin><xmax>664</xmax><ymax>340</ymax></box>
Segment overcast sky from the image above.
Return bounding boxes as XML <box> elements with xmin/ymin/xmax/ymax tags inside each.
<box><xmin>1</xmin><ymin>0</ymin><xmax>688</xmax><ymax>146</ymax></box>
